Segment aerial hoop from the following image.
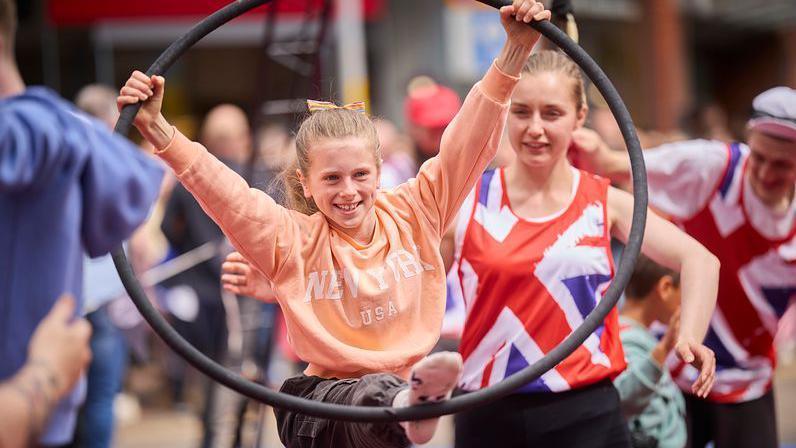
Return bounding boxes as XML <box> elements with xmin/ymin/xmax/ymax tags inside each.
<box><xmin>112</xmin><ymin>0</ymin><xmax>648</xmax><ymax>422</ymax></box>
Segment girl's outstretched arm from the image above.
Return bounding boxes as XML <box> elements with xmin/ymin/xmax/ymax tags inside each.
<box><xmin>401</xmin><ymin>1</ymin><xmax>550</xmax><ymax>236</ymax></box>
<box><xmin>118</xmin><ymin>72</ymin><xmax>299</xmax><ymax>281</ymax></box>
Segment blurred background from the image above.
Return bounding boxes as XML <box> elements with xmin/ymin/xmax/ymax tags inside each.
<box><xmin>13</xmin><ymin>0</ymin><xmax>796</xmax><ymax>446</ymax></box>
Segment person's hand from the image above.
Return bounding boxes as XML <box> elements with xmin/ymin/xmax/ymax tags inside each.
<box><xmin>117</xmin><ymin>71</ymin><xmax>167</xmax><ymax>133</ymax></box>
<box><xmin>651</xmin><ymin>310</ymin><xmax>680</xmax><ymax>366</ymax></box>
<box><xmin>499</xmin><ymin>0</ymin><xmax>551</xmax><ymax>50</ymax></box>
<box><xmin>27</xmin><ymin>295</ymin><xmax>92</xmax><ymax>400</ymax></box>
<box><xmin>570</xmin><ymin>127</ymin><xmax>610</xmax><ymax>172</ymax></box>
<box><xmin>675</xmin><ymin>338</ymin><xmax>716</xmax><ymax>398</ymax></box>
<box><xmin>221</xmin><ymin>252</ymin><xmax>277</xmax><ymax>303</ymax></box>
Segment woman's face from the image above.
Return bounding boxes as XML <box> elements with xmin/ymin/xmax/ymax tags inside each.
<box><xmin>507</xmin><ymin>72</ymin><xmax>586</xmax><ymax>170</ymax></box>
<box><xmin>300</xmin><ymin>136</ymin><xmax>381</xmax><ymax>241</ymax></box>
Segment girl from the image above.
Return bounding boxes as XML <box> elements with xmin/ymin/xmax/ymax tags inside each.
<box><xmin>446</xmin><ymin>50</ymin><xmax>718</xmax><ymax>447</ymax></box>
<box><xmin>117</xmin><ymin>2</ymin><xmax>551</xmax><ymax>447</ymax></box>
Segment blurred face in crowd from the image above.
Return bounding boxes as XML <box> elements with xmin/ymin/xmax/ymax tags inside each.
<box><xmin>409</xmin><ymin>123</ymin><xmax>447</xmax><ymax>158</ymax></box>
<box><xmin>507</xmin><ymin>71</ymin><xmax>586</xmax><ymax>170</ymax></box>
<box><xmin>300</xmin><ymin>136</ymin><xmax>380</xmax><ymax>242</ymax></box>
<box><xmin>746</xmin><ymin>130</ymin><xmax>796</xmax><ymax>207</ymax></box>
<box><xmin>201</xmin><ymin>105</ymin><xmax>251</xmax><ymax>165</ymax></box>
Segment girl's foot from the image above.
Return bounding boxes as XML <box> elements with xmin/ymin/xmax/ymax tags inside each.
<box><xmin>393</xmin><ymin>351</ymin><xmax>463</xmax><ymax>444</ymax></box>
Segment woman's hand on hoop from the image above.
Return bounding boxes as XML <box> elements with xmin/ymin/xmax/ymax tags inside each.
<box><xmin>221</xmin><ymin>251</ymin><xmax>277</xmax><ymax>303</ymax></box>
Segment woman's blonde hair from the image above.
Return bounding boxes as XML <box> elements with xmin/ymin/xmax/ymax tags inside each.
<box><xmin>280</xmin><ymin>109</ymin><xmax>381</xmax><ymax>215</ymax></box>
<box><xmin>522</xmin><ymin>50</ymin><xmax>586</xmax><ymax>111</ymax></box>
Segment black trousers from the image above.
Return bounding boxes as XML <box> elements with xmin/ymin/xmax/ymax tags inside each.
<box><xmin>274</xmin><ymin>374</ymin><xmax>411</xmax><ymax>448</ymax></box>
<box><xmin>685</xmin><ymin>390</ymin><xmax>778</xmax><ymax>448</ymax></box>
<box><xmin>454</xmin><ymin>379</ymin><xmax>631</xmax><ymax>448</ymax></box>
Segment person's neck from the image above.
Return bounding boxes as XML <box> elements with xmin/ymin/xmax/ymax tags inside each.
<box><xmin>332</xmin><ymin>213</ymin><xmax>378</xmax><ymax>247</ymax></box>
<box><xmin>505</xmin><ymin>157</ymin><xmax>573</xmax><ymax>196</ymax></box>
<box><xmin>620</xmin><ymin>300</ymin><xmax>655</xmax><ymax>328</ymax></box>
<box><xmin>0</xmin><ymin>59</ymin><xmax>26</xmax><ymax>99</ymax></box>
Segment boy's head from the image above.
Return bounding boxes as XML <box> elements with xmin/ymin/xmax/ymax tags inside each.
<box><xmin>625</xmin><ymin>255</ymin><xmax>681</xmax><ymax>322</ymax></box>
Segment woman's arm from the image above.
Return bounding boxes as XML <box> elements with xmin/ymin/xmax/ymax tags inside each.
<box><xmin>608</xmin><ymin>186</ymin><xmax>718</xmax><ymax>397</ymax></box>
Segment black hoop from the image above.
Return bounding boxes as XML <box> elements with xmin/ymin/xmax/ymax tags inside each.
<box><xmin>112</xmin><ymin>0</ymin><xmax>647</xmax><ymax>422</ymax></box>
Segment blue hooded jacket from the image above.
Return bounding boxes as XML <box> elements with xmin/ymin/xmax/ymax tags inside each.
<box><xmin>0</xmin><ymin>87</ymin><xmax>164</xmax><ymax>444</ymax></box>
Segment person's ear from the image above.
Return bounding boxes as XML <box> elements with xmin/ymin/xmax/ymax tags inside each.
<box><xmin>297</xmin><ymin>169</ymin><xmax>311</xmax><ymax>198</ymax></box>
<box><xmin>656</xmin><ymin>275</ymin><xmax>677</xmax><ymax>303</ymax></box>
<box><xmin>576</xmin><ymin>104</ymin><xmax>589</xmax><ymax>129</ymax></box>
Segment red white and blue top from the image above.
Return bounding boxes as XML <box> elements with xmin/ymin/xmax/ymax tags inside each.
<box><xmin>451</xmin><ymin>167</ymin><xmax>626</xmax><ymax>393</ymax></box>
<box><xmin>647</xmin><ymin>140</ymin><xmax>796</xmax><ymax>403</ymax></box>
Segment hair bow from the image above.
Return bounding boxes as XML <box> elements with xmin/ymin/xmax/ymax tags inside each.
<box><xmin>306</xmin><ymin>99</ymin><xmax>367</xmax><ymax>114</ymax></box>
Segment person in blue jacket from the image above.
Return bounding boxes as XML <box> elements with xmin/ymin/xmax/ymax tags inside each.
<box><xmin>0</xmin><ymin>0</ymin><xmax>164</xmax><ymax>445</ymax></box>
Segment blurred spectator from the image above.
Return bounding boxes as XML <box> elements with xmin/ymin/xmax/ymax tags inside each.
<box><xmin>404</xmin><ymin>75</ymin><xmax>461</xmax><ymax>163</ymax></box>
<box><xmin>252</xmin><ymin>122</ymin><xmax>293</xmax><ymax>199</ymax></box>
<box><xmin>160</xmin><ymin>104</ymin><xmax>280</xmax><ymax>448</ymax></box>
<box><xmin>374</xmin><ymin>117</ymin><xmax>416</xmax><ymax>188</ymax></box>
<box><xmin>682</xmin><ymin>102</ymin><xmax>735</xmax><ymax>143</ymax></box>
<box><xmin>614</xmin><ymin>255</ymin><xmax>686</xmax><ymax>448</ymax></box>
<box><xmin>159</xmin><ymin>104</ymin><xmax>243</xmax><ymax>420</ymax></box>
<box><xmin>72</xmin><ymin>83</ymin><xmax>138</xmax><ymax>448</ymax></box>
<box><xmin>0</xmin><ymin>1</ymin><xmax>164</xmax><ymax>445</ymax></box>
<box><xmin>0</xmin><ymin>296</ymin><xmax>92</xmax><ymax>448</ymax></box>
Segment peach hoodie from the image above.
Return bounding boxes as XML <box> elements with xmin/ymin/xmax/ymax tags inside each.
<box><xmin>156</xmin><ymin>62</ymin><xmax>518</xmax><ymax>379</ymax></box>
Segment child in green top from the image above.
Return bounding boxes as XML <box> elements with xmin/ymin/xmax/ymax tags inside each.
<box><xmin>615</xmin><ymin>255</ymin><xmax>687</xmax><ymax>448</ymax></box>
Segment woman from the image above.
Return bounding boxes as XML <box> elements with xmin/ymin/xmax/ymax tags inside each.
<box><xmin>446</xmin><ymin>50</ymin><xmax>718</xmax><ymax>448</ymax></box>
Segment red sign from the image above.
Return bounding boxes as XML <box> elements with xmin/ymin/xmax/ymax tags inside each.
<box><xmin>48</xmin><ymin>0</ymin><xmax>384</xmax><ymax>26</ymax></box>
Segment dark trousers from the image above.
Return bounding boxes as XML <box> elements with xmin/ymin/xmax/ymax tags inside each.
<box><xmin>685</xmin><ymin>391</ymin><xmax>778</xmax><ymax>448</ymax></box>
<box><xmin>454</xmin><ymin>379</ymin><xmax>631</xmax><ymax>448</ymax></box>
<box><xmin>275</xmin><ymin>374</ymin><xmax>411</xmax><ymax>448</ymax></box>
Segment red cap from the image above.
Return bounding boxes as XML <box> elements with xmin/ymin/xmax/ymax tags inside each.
<box><xmin>404</xmin><ymin>84</ymin><xmax>462</xmax><ymax>128</ymax></box>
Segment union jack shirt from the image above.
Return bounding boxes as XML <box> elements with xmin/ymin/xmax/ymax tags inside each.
<box><xmin>452</xmin><ymin>167</ymin><xmax>626</xmax><ymax>393</ymax></box>
<box><xmin>649</xmin><ymin>141</ymin><xmax>796</xmax><ymax>403</ymax></box>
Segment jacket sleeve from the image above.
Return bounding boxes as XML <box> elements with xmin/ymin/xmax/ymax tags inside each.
<box><xmin>79</xmin><ymin>124</ymin><xmax>165</xmax><ymax>257</ymax></box>
<box><xmin>0</xmin><ymin>95</ymin><xmax>164</xmax><ymax>256</ymax></box>
<box><xmin>642</xmin><ymin>139</ymin><xmax>729</xmax><ymax>220</ymax></box>
<box><xmin>155</xmin><ymin>130</ymin><xmax>300</xmax><ymax>280</ymax></box>
<box><xmin>399</xmin><ymin>62</ymin><xmax>518</xmax><ymax>236</ymax></box>
<box><xmin>613</xmin><ymin>330</ymin><xmax>665</xmax><ymax>416</ymax></box>
<box><xmin>0</xmin><ymin>98</ymin><xmax>73</xmax><ymax>192</ymax></box>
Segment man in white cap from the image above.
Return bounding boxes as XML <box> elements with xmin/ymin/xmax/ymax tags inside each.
<box><xmin>571</xmin><ymin>86</ymin><xmax>796</xmax><ymax>448</ymax></box>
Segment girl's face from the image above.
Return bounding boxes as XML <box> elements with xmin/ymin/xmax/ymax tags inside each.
<box><xmin>300</xmin><ymin>136</ymin><xmax>381</xmax><ymax>240</ymax></box>
<box><xmin>507</xmin><ymin>72</ymin><xmax>586</xmax><ymax>169</ymax></box>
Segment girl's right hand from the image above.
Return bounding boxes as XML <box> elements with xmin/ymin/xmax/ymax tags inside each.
<box><xmin>117</xmin><ymin>71</ymin><xmax>166</xmax><ymax>132</ymax></box>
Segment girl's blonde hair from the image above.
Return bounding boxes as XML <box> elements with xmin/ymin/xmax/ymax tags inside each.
<box><xmin>280</xmin><ymin>109</ymin><xmax>381</xmax><ymax>215</ymax></box>
<box><xmin>522</xmin><ymin>50</ymin><xmax>586</xmax><ymax>111</ymax></box>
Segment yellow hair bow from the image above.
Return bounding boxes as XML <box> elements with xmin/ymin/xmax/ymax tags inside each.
<box><xmin>306</xmin><ymin>99</ymin><xmax>367</xmax><ymax>114</ymax></box>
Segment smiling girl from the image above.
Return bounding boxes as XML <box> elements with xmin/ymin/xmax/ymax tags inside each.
<box><xmin>117</xmin><ymin>2</ymin><xmax>550</xmax><ymax>446</ymax></box>
<box><xmin>446</xmin><ymin>50</ymin><xmax>719</xmax><ymax>448</ymax></box>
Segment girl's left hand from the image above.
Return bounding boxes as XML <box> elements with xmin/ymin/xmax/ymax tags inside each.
<box><xmin>675</xmin><ymin>339</ymin><xmax>716</xmax><ymax>398</ymax></box>
<box><xmin>499</xmin><ymin>0</ymin><xmax>551</xmax><ymax>50</ymax></box>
